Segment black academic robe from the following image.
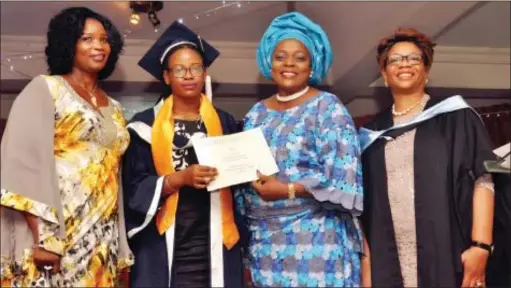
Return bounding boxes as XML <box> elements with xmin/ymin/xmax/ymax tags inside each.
<box><xmin>361</xmin><ymin>96</ymin><xmax>509</xmax><ymax>287</ymax></box>
<box><xmin>122</xmin><ymin>104</ymin><xmax>247</xmax><ymax>288</ymax></box>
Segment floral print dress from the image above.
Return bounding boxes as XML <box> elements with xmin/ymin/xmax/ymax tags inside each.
<box><xmin>236</xmin><ymin>91</ymin><xmax>364</xmax><ymax>287</ymax></box>
<box><xmin>1</xmin><ymin>75</ymin><xmax>133</xmax><ymax>287</ymax></box>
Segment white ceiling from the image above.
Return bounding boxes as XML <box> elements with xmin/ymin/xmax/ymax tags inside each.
<box><xmin>0</xmin><ymin>1</ymin><xmax>284</xmax><ymax>41</ymax></box>
<box><xmin>436</xmin><ymin>1</ymin><xmax>510</xmax><ymax>48</ymax></box>
<box><xmin>2</xmin><ymin>2</ymin><xmax>508</xmax><ymax>46</ymax></box>
<box><xmin>1</xmin><ymin>1</ymin><xmax>509</xmax><ymax>99</ymax></box>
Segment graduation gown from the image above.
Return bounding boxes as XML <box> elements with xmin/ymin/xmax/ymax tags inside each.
<box><xmin>122</xmin><ymin>101</ymin><xmax>245</xmax><ymax>288</ymax></box>
<box><xmin>360</xmin><ymin>96</ymin><xmax>508</xmax><ymax>287</ymax></box>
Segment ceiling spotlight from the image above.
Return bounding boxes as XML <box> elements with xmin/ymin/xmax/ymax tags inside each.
<box><xmin>130</xmin><ymin>11</ymin><xmax>140</xmax><ymax>25</ymax></box>
<box><xmin>148</xmin><ymin>11</ymin><xmax>161</xmax><ymax>29</ymax></box>
<box><xmin>129</xmin><ymin>1</ymin><xmax>163</xmax><ymax>28</ymax></box>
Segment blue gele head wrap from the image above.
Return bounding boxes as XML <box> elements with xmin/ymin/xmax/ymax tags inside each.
<box><xmin>256</xmin><ymin>12</ymin><xmax>333</xmax><ymax>85</ymax></box>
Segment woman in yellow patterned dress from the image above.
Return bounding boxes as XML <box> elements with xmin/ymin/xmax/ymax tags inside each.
<box><xmin>0</xmin><ymin>7</ymin><xmax>133</xmax><ymax>287</ymax></box>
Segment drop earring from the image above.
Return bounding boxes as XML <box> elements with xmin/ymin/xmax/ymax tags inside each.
<box><xmin>425</xmin><ymin>79</ymin><xmax>429</xmax><ymax>85</ymax></box>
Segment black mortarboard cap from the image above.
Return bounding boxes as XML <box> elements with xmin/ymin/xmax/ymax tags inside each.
<box><xmin>138</xmin><ymin>21</ymin><xmax>220</xmax><ymax>81</ymax></box>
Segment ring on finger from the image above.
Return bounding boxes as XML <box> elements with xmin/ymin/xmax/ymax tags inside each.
<box><xmin>476</xmin><ymin>281</ymin><xmax>484</xmax><ymax>287</ymax></box>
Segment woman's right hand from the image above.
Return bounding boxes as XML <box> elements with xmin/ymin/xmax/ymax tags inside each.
<box><xmin>33</xmin><ymin>246</ymin><xmax>61</xmax><ymax>274</ymax></box>
<box><xmin>181</xmin><ymin>164</ymin><xmax>218</xmax><ymax>189</ymax></box>
<box><xmin>23</xmin><ymin>213</ymin><xmax>61</xmax><ymax>274</ymax></box>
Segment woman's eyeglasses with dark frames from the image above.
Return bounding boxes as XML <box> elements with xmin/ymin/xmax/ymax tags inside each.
<box><xmin>169</xmin><ymin>64</ymin><xmax>204</xmax><ymax>78</ymax></box>
<box><xmin>387</xmin><ymin>53</ymin><xmax>423</xmax><ymax>66</ymax></box>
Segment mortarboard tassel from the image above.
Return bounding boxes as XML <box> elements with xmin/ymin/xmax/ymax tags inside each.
<box><xmin>197</xmin><ymin>34</ymin><xmax>212</xmax><ymax>102</ymax></box>
<box><xmin>197</xmin><ymin>35</ymin><xmax>205</xmax><ymax>53</ymax></box>
<box><xmin>206</xmin><ymin>75</ymin><xmax>213</xmax><ymax>102</ymax></box>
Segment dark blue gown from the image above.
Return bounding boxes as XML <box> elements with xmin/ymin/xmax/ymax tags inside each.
<box><xmin>122</xmin><ymin>104</ymin><xmax>246</xmax><ymax>288</ymax></box>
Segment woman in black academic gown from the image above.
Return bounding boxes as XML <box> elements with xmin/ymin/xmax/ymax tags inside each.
<box><xmin>359</xmin><ymin>28</ymin><xmax>498</xmax><ymax>288</ymax></box>
<box><xmin>121</xmin><ymin>21</ymin><xmax>244</xmax><ymax>288</ymax></box>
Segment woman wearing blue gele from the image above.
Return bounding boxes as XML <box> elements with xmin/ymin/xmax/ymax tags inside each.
<box><xmin>236</xmin><ymin>12</ymin><xmax>364</xmax><ymax>287</ymax></box>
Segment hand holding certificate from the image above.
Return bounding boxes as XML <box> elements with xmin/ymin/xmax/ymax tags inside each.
<box><xmin>192</xmin><ymin>128</ymin><xmax>279</xmax><ymax>191</ymax></box>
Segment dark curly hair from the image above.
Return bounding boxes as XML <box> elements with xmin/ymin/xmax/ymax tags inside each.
<box><xmin>45</xmin><ymin>7</ymin><xmax>124</xmax><ymax>80</ymax></box>
<box><xmin>377</xmin><ymin>27</ymin><xmax>436</xmax><ymax>70</ymax></box>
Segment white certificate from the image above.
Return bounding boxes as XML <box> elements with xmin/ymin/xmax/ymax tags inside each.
<box><xmin>192</xmin><ymin>128</ymin><xmax>279</xmax><ymax>191</ymax></box>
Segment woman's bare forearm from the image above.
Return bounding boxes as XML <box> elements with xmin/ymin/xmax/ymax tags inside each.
<box><xmin>363</xmin><ymin>234</ymin><xmax>371</xmax><ymax>258</ymax></box>
<box><xmin>472</xmin><ymin>186</ymin><xmax>494</xmax><ymax>244</ymax></box>
<box><xmin>292</xmin><ymin>183</ymin><xmax>313</xmax><ymax>198</ymax></box>
<box><xmin>163</xmin><ymin>171</ymin><xmax>185</xmax><ymax>196</ymax></box>
<box><xmin>361</xmin><ymin>229</ymin><xmax>372</xmax><ymax>287</ymax></box>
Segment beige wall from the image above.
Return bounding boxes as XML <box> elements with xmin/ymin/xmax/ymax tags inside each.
<box><xmin>2</xmin><ymin>92</ymin><xmax>508</xmax><ymax>120</ymax></box>
<box><xmin>0</xmin><ymin>95</ymin><xmax>16</xmax><ymax>119</ymax></box>
<box><xmin>0</xmin><ymin>93</ymin><xmax>258</xmax><ymax>120</ymax></box>
<box><xmin>0</xmin><ymin>36</ymin><xmax>332</xmax><ymax>86</ymax></box>
<box><xmin>346</xmin><ymin>97</ymin><xmax>510</xmax><ymax>117</ymax></box>
<box><xmin>370</xmin><ymin>46</ymin><xmax>510</xmax><ymax>90</ymax></box>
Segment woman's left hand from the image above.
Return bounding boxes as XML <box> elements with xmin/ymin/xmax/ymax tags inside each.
<box><xmin>251</xmin><ymin>171</ymin><xmax>287</xmax><ymax>201</ymax></box>
<box><xmin>461</xmin><ymin>246</ymin><xmax>489</xmax><ymax>287</ymax></box>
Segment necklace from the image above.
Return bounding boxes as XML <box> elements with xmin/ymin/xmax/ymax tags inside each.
<box><xmin>71</xmin><ymin>75</ymin><xmax>98</xmax><ymax>107</ymax></box>
<box><xmin>276</xmin><ymin>86</ymin><xmax>309</xmax><ymax>102</ymax></box>
<box><xmin>173</xmin><ymin>113</ymin><xmax>203</xmax><ymax>128</ymax></box>
<box><xmin>392</xmin><ymin>94</ymin><xmax>430</xmax><ymax>117</ymax></box>
<box><xmin>173</xmin><ymin>113</ymin><xmax>200</xmax><ymax>121</ymax></box>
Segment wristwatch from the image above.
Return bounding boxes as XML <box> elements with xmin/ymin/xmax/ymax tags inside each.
<box><xmin>471</xmin><ymin>241</ymin><xmax>494</xmax><ymax>254</ymax></box>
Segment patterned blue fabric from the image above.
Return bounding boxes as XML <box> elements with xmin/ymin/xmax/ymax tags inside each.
<box><xmin>236</xmin><ymin>91</ymin><xmax>364</xmax><ymax>287</ymax></box>
<box><xmin>256</xmin><ymin>12</ymin><xmax>333</xmax><ymax>85</ymax></box>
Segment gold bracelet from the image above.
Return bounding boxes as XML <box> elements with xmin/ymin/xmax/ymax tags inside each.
<box><xmin>288</xmin><ymin>183</ymin><xmax>296</xmax><ymax>199</ymax></box>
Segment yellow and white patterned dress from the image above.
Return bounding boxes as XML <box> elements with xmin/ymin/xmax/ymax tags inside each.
<box><xmin>1</xmin><ymin>75</ymin><xmax>133</xmax><ymax>287</ymax></box>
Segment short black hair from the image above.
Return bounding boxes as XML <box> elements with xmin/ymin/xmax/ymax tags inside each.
<box><xmin>45</xmin><ymin>7</ymin><xmax>124</xmax><ymax>80</ymax></box>
<box><xmin>377</xmin><ymin>27</ymin><xmax>436</xmax><ymax>70</ymax></box>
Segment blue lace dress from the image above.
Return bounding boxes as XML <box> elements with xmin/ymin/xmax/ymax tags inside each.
<box><xmin>236</xmin><ymin>91</ymin><xmax>364</xmax><ymax>287</ymax></box>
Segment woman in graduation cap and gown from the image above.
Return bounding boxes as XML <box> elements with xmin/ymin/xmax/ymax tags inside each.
<box><xmin>121</xmin><ymin>22</ymin><xmax>244</xmax><ymax>288</ymax></box>
<box><xmin>359</xmin><ymin>28</ymin><xmax>500</xmax><ymax>288</ymax></box>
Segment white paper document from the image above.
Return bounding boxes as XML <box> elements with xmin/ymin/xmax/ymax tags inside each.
<box><xmin>192</xmin><ymin>128</ymin><xmax>280</xmax><ymax>191</ymax></box>
<box><xmin>485</xmin><ymin>142</ymin><xmax>510</xmax><ymax>174</ymax></box>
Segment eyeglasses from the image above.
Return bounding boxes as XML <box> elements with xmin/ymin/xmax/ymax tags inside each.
<box><xmin>168</xmin><ymin>64</ymin><xmax>204</xmax><ymax>78</ymax></box>
<box><xmin>387</xmin><ymin>53</ymin><xmax>423</xmax><ymax>66</ymax></box>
